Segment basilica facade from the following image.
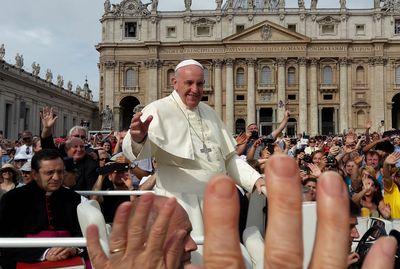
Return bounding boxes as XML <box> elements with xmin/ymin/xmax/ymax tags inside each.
<box><xmin>97</xmin><ymin>0</ymin><xmax>400</xmax><ymax>135</ymax></box>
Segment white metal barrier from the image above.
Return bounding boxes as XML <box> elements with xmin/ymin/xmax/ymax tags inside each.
<box><xmin>76</xmin><ymin>190</ymin><xmax>154</xmax><ymax>196</ymax></box>
<box><xmin>0</xmin><ymin>237</ymin><xmax>204</xmax><ymax>248</ymax></box>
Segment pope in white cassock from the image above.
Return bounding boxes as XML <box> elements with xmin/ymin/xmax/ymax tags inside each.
<box><xmin>123</xmin><ymin>59</ymin><xmax>265</xmax><ymax>236</ymax></box>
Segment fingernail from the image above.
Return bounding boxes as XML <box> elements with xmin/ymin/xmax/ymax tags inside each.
<box><xmin>140</xmin><ymin>193</ymin><xmax>154</xmax><ymax>203</ymax></box>
<box><xmin>383</xmin><ymin>237</ymin><xmax>398</xmax><ymax>257</ymax></box>
<box><xmin>269</xmin><ymin>155</ymin><xmax>298</xmax><ymax>178</ymax></box>
<box><xmin>211</xmin><ymin>177</ymin><xmax>235</xmax><ymax>198</ymax></box>
<box><xmin>319</xmin><ymin>172</ymin><xmax>346</xmax><ymax>197</ymax></box>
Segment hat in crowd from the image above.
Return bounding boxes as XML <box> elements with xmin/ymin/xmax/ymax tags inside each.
<box><xmin>20</xmin><ymin>161</ymin><xmax>31</xmax><ymax>172</ymax></box>
<box><xmin>175</xmin><ymin>59</ymin><xmax>203</xmax><ymax>72</ymax></box>
<box><xmin>329</xmin><ymin>145</ymin><xmax>341</xmax><ymax>157</ymax></box>
<box><xmin>14</xmin><ymin>150</ymin><xmax>30</xmax><ymax>161</ymax></box>
<box><xmin>110</xmin><ymin>152</ymin><xmax>130</xmax><ymax>164</ymax></box>
<box><xmin>0</xmin><ymin>164</ymin><xmax>19</xmax><ymax>178</ymax></box>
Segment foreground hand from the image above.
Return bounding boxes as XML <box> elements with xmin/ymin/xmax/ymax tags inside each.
<box><xmin>46</xmin><ymin>247</ymin><xmax>76</xmax><ymax>261</ymax></box>
<box><xmin>130</xmin><ymin>112</ymin><xmax>153</xmax><ymax>143</ymax></box>
<box><xmin>348</xmin><ymin>252</ymin><xmax>360</xmax><ymax>266</ymax></box>
<box><xmin>86</xmin><ymin>196</ymin><xmax>186</xmax><ymax>269</ymax></box>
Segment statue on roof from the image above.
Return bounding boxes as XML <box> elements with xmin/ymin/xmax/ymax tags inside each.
<box><xmin>151</xmin><ymin>0</ymin><xmax>158</xmax><ymax>11</ymax></box>
<box><xmin>104</xmin><ymin>0</ymin><xmax>111</xmax><ymax>13</ymax></box>
<box><xmin>278</xmin><ymin>0</ymin><xmax>285</xmax><ymax>9</ymax></box>
<box><xmin>184</xmin><ymin>0</ymin><xmax>192</xmax><ymax>11</ymax></box>
<box><xmin>248</xmin><ymin>0</ymin><xmax>254</xmax><ymax>9</ymax></box>
<box><xmin>216</xmin><ymin>0</ymin><xmax>222</xmax><ymax>10</ymax></box>
<box><xmin>32</xmin><ymin>62</ymin><xmax>40</xmax><ymax>76</ymax></box>
<box><xmin>67</xmin><ymin>81</ymin><xmax>73</xmax><ymax>91</ymax></box>
<box><xmin>76</xmin><ymin>85</ymin><xmax>82</xmax><ymax>96</ymax></box>
<box><xmin>298</xmin><ymin>0</ymin><xmax>305</xmax><ymax>9</ymax></box>
<box><xmin>45</xmin><ymin>69</ymin><xmax>53</xmax><ymax>83</ymax></box>
<box><xmin>15</xmin><ymin>53</ymin><xmax>24</xmax><ymax>69</ymax></box>
<box><xmin>0</xmin><ymin>44</ymin><xmax>5</xmax><ymax>61</ymax></box>
<box><xmin>56</xmin><ymin>75</ymin><xmax>64</xmax><ymax>87</ymax></box>
<box><xmin>340</xmin><ymin>0</ymin><xmax>346</xmax><ymax>9</ymax></box>
<box><xmin>311</xmin><ymin>0</ymin><xmax>318</xmax><ymax>10</ymax></box>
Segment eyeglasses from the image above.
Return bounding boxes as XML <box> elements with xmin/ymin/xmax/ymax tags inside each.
<box><xmin>72</xmin><ymin>135</ymin><xmax>86</xmax><ymax>140</ymax></box>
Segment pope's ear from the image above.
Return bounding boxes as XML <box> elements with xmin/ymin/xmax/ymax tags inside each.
<box><xmin>171</xmin><ymin>76</ymin><xmax>177</xmax><ymax>89</ymax></box>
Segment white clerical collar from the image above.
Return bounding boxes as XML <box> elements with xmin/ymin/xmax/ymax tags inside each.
<box><xmin>171</xmin><ymin>90</ymin><xmax>199</xmax><ymax>113</ymax></box>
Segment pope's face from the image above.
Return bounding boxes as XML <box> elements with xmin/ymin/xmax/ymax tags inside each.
<box><xmin>172</xmin><ymin>65</ymin><xmax>205</xmax><ymax>109</ymax></box>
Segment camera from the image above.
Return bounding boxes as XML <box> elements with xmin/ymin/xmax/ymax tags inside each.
<box><xmin>303</xmin><ymin>154</ymin><xmax>313</xmax><ymax>163</ymax></box>
<box><xmin>249</xmin><ymin>131</ymin><xmax>259</xmax><ymax>140</ymax></box>
<box><xmin>98</xmin><ymin>162</ymin><xmax>130</xmax><ymax>175</ymax></box>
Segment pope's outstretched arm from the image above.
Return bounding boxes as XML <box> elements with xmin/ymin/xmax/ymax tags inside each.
<box><xmin>122</xmin><ymin>112</ymin><xmax>153</xmax><ymax>161</ymax></box>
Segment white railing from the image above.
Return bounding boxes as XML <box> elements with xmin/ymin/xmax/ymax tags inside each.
<box><xmin>0</xmin><ymin>237</ymin><xmax>204</xmax><ymax>248</ymax></box>
<box><xmin>76</xmin><ymin>190</ymin><xmax>154</xmax><ymax>196</ymax></box>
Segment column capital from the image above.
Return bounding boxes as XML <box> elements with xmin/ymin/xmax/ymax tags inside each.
<box><xmin>246</xmin><ymin>58</ymin><xmax>257</xmax><ymax>67</ymax></box>
<box><xmin>213</xmin><ymin>59</ymin><xmax>223</xmax><ymax>68</ymax></box>
<box><xmin>339</xmin><ymin>58</ymin><xmax>349</xmax><ymax>66</ymax></box>
<box><xmin>225</xmin><ymin>58</ymin><xmax>235</xmax><ymax>67</ymax></box>
<box><xmin>276</xmin><ymin>57</ymin><xmax>286</xmax><ymax>67</ymax></box>
<box><xmin>104</xmin><ymin>61</ymin><xmax>116</xmax><ymax>69</ymax></box>
<box><xmin>145</xmin><ymin>59</ymin><xmax>162</xmax><ymax>68</ymax></box>
<box><xmin>298</xmin><ymin>57</ymin><xmax>307</xmax><ymax>66</ymax></box>
<box><xmin>374</xmin><ymin>56</ymin><xmax>388</xmax><ymax>66</ymax></box>
<box><xmin>309</xmin><ymin>58</ymin><xmax>319</xmax><ymax>66</ymax></box>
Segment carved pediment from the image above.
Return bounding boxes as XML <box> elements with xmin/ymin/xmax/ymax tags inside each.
<box><xmin>223</xmin><ymin>20</ymin><xmax>310</xmax><ymax>43</ymax></box>
<box><xmin>316</xmin><ymin>16</ymin><xmax>341</xmax><ymax>25</ymax></box>
<box><xmin>113</xmin><ymin>0</ymin><xmax>150</xmax><ymax>16</ymax></box>
<box><xmin>191</xmin><ymin>18</ymin><xmax>216</xmax><ymax>26</ymax></box>
<box><xmin>352</xmin><ymin>101</ymin><xmax>370</xmax><ymax>108</ymax></box>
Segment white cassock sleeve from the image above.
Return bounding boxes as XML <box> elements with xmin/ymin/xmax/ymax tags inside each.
<box><xmin>225</xmin><ymin>152</ymin><xmax>262</xmax><ymax>193</ymax></box>
<box><xmin>122</xmin><ymin>134</ymin><xmax>153</xmax><ymax>162</ymax></box>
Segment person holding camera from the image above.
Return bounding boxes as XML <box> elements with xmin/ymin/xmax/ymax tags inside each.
<box><xmin>91</xmin><ymin>156</ymin><xmax>133</xmax><ymax>223</ymax></box>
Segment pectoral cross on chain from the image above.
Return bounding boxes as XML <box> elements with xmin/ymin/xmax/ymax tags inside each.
<box><xmin>200</xmin><ymin>142</ymin><xmax>212</xmax><ymax>162</ymax></box>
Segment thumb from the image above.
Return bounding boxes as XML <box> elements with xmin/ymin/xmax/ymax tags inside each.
<box><xmin>143</xmin><ymin>115</ymin><xmax>153</xmax><ymax>127</ymax></box>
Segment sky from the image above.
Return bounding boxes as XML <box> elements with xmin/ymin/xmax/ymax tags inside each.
<box><xmin>0</xmin><ymin>0</ymin><xmax>372</xmax><ymax>101</ymax></box>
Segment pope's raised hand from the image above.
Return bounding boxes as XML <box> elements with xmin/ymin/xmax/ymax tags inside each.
<box><xmin>130</xmin><ymin>112</ymin><xmax>153</xmax><ymax>143</ymax></box>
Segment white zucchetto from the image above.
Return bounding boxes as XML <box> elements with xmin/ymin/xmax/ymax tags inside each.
<box><xmin>175</xmin><ymin>59</ymin><xmax>204</xmax><ymax>72</ymax></box>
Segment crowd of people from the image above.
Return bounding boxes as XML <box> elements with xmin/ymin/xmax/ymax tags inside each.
<box><xmin>0</xmin><ymin>59</ymin><xmax>399</xmax><ymax>268</ymax></box>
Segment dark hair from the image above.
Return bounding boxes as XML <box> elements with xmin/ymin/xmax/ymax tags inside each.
<box><xmin>350</xmin><ymin>199</ymin><xmax>361</xmax><ymax>217</ymax></box>
<box><xmin>31</xmin><ymin>149</ymin><xmax>63</xmax><ymax>172</ymax></box>
<box><xmin>303</xmin><ymin>178</ymin><xmax>317</xmax><ymax>186</ymax></box>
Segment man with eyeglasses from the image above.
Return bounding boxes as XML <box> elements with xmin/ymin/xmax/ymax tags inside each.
<box><xmin>304</xmin><ymin>137</ymin><xmax>319</xmax><ymax>155</ymax></box>
<box><xmin>15</xmin><ymin>131</ymin><xmax>34</xmax><ymax>161</ymax></box>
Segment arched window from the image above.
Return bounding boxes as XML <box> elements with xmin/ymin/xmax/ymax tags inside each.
<box><xmin>396</xmin><ymin>66</ymin><xmax>400</xmax><ymax>85</ymax></box>
<box><xmin>356</xmin><ymin>66</ymin><xmax>365</xmax><ymax>85</ymax></box>
<box><xmin>204</xmin><ymin>68</ymin><xmax>210</xmax><ymax>86</ymax></box>
<box><xmin>260</xmin><ymin>66</ymin><xmax>272</xmax><ymax>85</ymax></box>
<box><xmin>287</xmin><ymin>67</ymin><xmax>296</xmax><ymax>86</ymax></box>
<box><xmin>323</xmin><ymin>66</ymin><xmax>333</xmax><ymax>84</ymax></box>
<box><xmin>357</xmin><ymin>110</ymin><xmax>366</xmax><ymax>128</ymax></box>
<box><xmin>125</xmin><ymin>69</ymin><xmax>137</xmax><ymax>87</ymax></box>
<box><xmin>167</xmin><ymin>69</ymin><xmax>174</xmax><ymax>86</ymax></box>
<box><xmin>236</xmin><ymin>67</ymin><xmax>245</xmax><ymax>86</ymax></box>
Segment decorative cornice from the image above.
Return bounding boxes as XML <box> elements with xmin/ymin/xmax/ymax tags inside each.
<box><xmin>145</xmin><ymin>59</ymin><xmax>162</xmax><ymax>68</ymax></box>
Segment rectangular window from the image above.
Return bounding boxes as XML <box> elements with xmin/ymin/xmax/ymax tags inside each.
<box><xmin>355</xmin><ymin>24</ymin><xmax>365</xmax><ymax>35</ymax></box>
<box><xmin>196</xmin><ymin>26</ymin><xmax>210</xmax><ymax>36</ymax></box>
<box><xmin>166</xmin><ymin>26</ymin><xmax>176</xmax><ymax>37</ymax></box>
<box><xmin>287</xmin><ymin>24</ymin><xmax>296</xmax><ymax>32</ymax></box>
<box><xmin>125</xmin><ymin>22</ymin><xmax>137</xmax><ymax>38</ymax></box>
<box><xmin>395</xmin><ymin>19</ymin><xmax>400</xmax><ymax>34</ymax></box>
<box><xmin>287</xmin><ymin>94</ymin><xmax>296</xmax><ymax>100</ymax></box>
<box><xmin>201</xmin><ymin>95</ymin><xmax>209</xmax><ymax>102</ymax></box>
<box><xmin>236</xmin><ymin>25</ymin><xmax>245</xmax><ymax>33</ymax></box>
<box><xmin>236</xmin><ymin>95</ymin><xmax>245</xmax><ymax>101</ymax></box>
<box><xmin>321</xmin><ymin>24</ymin><xmax>335</xmax><ymax>34</ymax></box>
<box><xmin>323</xmin><ymin>94</ymin><xmax>333</xmax><ymax>100</ymax></box>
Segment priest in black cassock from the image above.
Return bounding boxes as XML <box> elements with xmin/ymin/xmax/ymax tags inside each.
<box><xmin>0</xmin><ymin>149</ymin><xmax>83</xmax><ymax>269</ymax></box>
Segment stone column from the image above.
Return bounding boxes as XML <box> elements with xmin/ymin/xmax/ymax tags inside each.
<box><xmin>146</xmin><ymin>59</ymin><xmax>159</xmax><ymax>103</ymax></box>
<box><xmin>309</xmin><ymin>58</ymin><xmax>319</xmax><ymax>136</ymax></box>
<box><xmin>113</xmin><ymin>106</ymin><xmax>121</xmax><ymax>131</ymax></box>
<box><xmin>213</xmin><ymin>59</ymin><xmax>223</xmax><ymax>118</ymax></box>
<box><xmin>298</xmin><ymin>57</ymin><xmax>307</xmax><ymax>134</ymax></box>
<box><xmin>276</xmin><ymin>58</ymin><xmax>286</xmax><ymax>122</ymax></box>
<box><xmin>104</xmin><ymin>61</ymin><xmax>116</xmax><ymax>109</ymax></box>
<box><xmin>247</xmin><ymin>58</ymin><xmax>256</xmax><ymax>125</ymax></box>
<box><xmin>225</xmin><ymin>58</ymin><xmax>234</xmax><ymax>133</ymax></box>
<box><xmin>0</xmin><ymin>91</ymin><xmax>4</xmax><ymax>134</ymax></box>
<box><xmin>374</xmin><ymin>57</ymin><xmax>386</xmax><ymax>129</ymax></box>
<box><xmin>339</xmin><ymin>58</ymin><xmax>349</xmax><ymax>133</ymax></box>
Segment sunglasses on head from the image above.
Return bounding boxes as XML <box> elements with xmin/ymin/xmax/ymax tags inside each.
<box><xmin>73</xmin><ymin>135</ymin><xmax>86</xmax><ymax>139</ymax></box>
